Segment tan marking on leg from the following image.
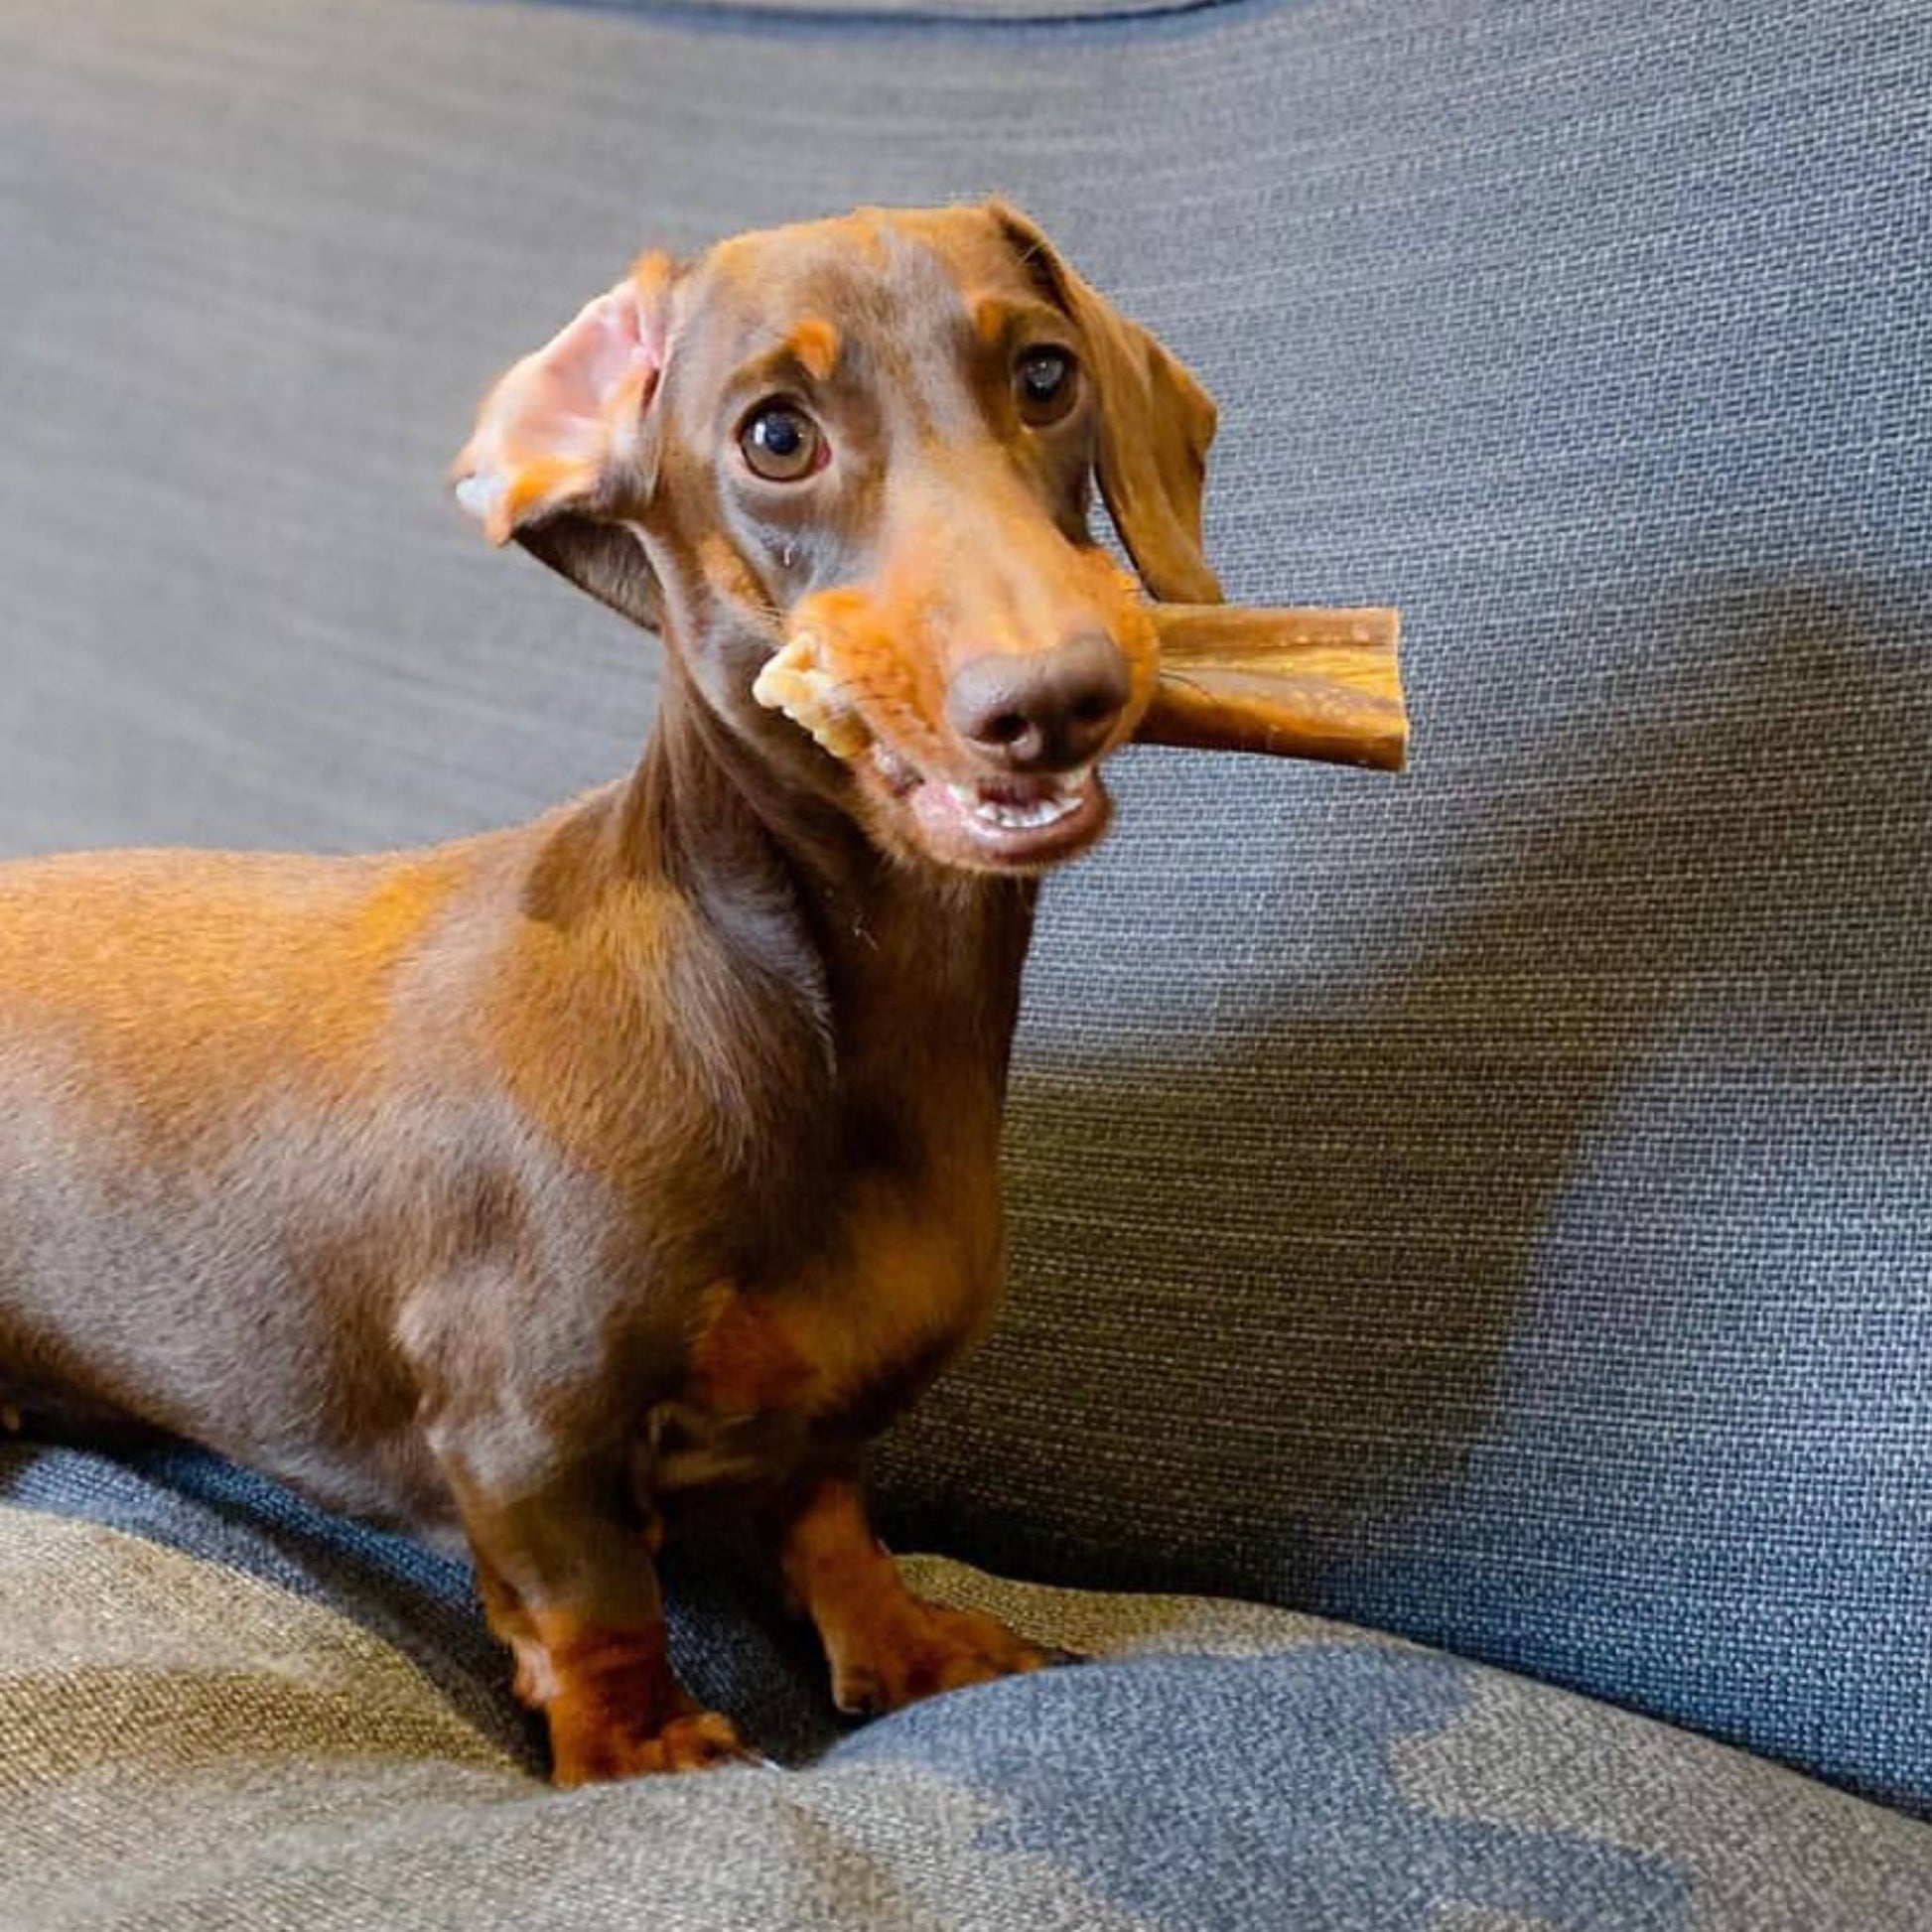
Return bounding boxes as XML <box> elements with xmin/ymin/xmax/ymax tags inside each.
<box><xmin>779</xmin><ymin>1476</ymin><xmax>1051</xmax><ymax>1716</ymax></box>
<box><xmin>688</xmin><ymin>1282</ymin><xmax>821</xmax><ymax>1422</ymax></box>
<box><xmin>527</xmin><ymin>1608</ymin><xmax>749</xmax><ymax>1786</ymax></box>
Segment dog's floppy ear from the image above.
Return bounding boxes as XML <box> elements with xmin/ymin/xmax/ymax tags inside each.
<box><xmin>452</xmin><ymin>252</ymin><xmax>677</xmax><ymax>629</ymax></box>
<box><xmin>989</xmin><ymin>202</ymin><xmax>1222</xmax><ymax>605</ymax></box>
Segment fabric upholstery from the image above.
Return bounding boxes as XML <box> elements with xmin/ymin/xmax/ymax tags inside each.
<box><xmin>5</xmin><ymin>1447</ymin><xmax>1930</xmax><ymax>1932</ymax></box>
<box><xmin>499</xmin><ymin>0</ymin><xmax>1210</xmax><ymax>23</ymax></box>
<box><xmin>0</xmin><ymin>0</ymin><xmax>1925</xmax><ymax>1816</ymax></box>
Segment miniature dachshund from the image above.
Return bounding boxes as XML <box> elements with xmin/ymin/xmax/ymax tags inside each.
<box><xmin>0</xmin><ymin>203</ymin><xmax>1221</xmax><ymax>1784</ymax></box>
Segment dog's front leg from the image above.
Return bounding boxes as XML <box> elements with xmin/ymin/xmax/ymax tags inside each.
<box><xmin>774</xmin><ymin>1471</ymin><xmax>1053</xmax><ymax>1717</ymax></box>
<box><xmin>433</xmin><ymin>1425</ymin><xmax>745</xmax><ymax>1785</ymax></box>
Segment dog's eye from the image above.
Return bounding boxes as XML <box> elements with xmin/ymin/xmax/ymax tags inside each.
<box><xmin>740</xmin><ymin>402</ymin><xmax>825</xmax><ymax>483</ymax></box>
<box><xmin>1014</xmin><ymin>345</ymin><xmax>1077</xmax><ymax>425</ymax></box>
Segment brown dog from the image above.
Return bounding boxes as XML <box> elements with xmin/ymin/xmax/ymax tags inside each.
<box><xmin>0</xmin><ymin>203</ymin><xmax>1220</xmax><ymax>1785</ymax></box>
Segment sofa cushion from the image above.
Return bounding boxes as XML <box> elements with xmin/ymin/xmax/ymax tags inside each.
<box><xmin>1</xmin><ymin>0</ymin><xmax>1926</xmax><ymax>1815</ymax></box>
<box><xmin>3</xmin><ymin>1445</ymin><xmax>1929</xmax><ymax>1932</ymax></box>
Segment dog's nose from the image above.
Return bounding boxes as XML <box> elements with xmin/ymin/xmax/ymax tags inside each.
<box><xmin>946</xmin><ymin>631</ymin><xmax>1131</xmax><ymax>771</ymax></box>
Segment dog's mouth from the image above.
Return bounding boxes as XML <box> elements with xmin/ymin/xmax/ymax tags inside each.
<box><xmin>751</xmin><ymin>630</ymin><xmax>1118</xmax><ymax>874</ymax></box>
<box><xmin>869</xmin><ymin>740</ymin><xmax>1110</xmax><ymax>873</ymax></box>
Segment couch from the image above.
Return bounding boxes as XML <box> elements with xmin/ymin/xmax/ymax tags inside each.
<box><xmin>2</xmin><ymin>1</ymin><xmax>1927</xmax><ymax>1925</ymax></box>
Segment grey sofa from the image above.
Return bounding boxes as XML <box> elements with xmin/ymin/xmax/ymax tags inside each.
<box><xmin>2</xmin><ymin>1</ymin><xmax>1927</xmax><ymax>1926</ymax></box>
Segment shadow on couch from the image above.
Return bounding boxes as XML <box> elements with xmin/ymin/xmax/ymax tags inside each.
<box><xmin>879</xmin><ymin>567</ymin><xmax>1931</xmax><ymax>1803</ymax></box>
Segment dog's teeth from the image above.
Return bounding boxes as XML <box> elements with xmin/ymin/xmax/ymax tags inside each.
<box><xmin>967</xmin><ymin>790</ymin><xmax>1083</xmax><ymax>833</ymax></box>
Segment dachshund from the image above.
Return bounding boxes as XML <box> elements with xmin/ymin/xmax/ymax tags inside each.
<box><xmin>0</xmin><ymin>202</ymin><xmax>1221</xmax><ymax>1784</ymax></box>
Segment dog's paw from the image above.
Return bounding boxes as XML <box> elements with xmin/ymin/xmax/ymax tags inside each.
<box><xmin>550</xmin><ymin>1707</ymin><xmax>753</xmax><ymax>1787</ymax></box>
<box><xmin>829</xmin><ymin>1599</ymin><xmax>1057</xmax><ymax>1717</ymax></box>
<box><xmin>529</xmin><ymin>1620</ymin><xmax>756</xmax><ymax>1786</ymax></box>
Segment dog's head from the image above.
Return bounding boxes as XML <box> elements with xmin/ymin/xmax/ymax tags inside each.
<box><xmin>455</xmin><ymin>203</ymin><xmax>1219</xmax><ymax>875</ymax></box>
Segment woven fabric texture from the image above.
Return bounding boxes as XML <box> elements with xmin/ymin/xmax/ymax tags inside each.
<box><xmin>5</xmin><ymin>1467</ymin><xmax>1930</xmax><ymax>1932</ymax></box>
<box><xmin>473</xmin><ymin>0</ymin><xmax>1212</xmax><ymax>22</ymax></box>
<box><xmin>0</xmin><ymin>0</ymin><xmax>1926</xmax><ymax>1815</ymax></box>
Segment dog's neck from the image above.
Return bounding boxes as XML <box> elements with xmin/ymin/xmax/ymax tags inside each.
<box><xmin>510</xmin><ymin>531</ymin><xmax>1039</xmax><ymax>1066</ymax></box>
<box><xmin>613</xmin><ymin>660</ymin><xmax>1038</xmax><ymax>1121</ymax></box>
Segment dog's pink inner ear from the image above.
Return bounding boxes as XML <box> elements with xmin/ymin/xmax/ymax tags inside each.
<box><xmin>453</xmin><ymin>253</ymin><xmax>673</xmax><ymax>547</ymax></box>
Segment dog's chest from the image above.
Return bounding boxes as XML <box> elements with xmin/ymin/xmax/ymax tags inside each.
<box><xmin>648</xmin><ymin>1151</ymin><xmax>1005</xmax><ymax>1496</ymax></box>
<box><xmin>641</xmin><ymin>880</ymin><xmax>1028</xmax><ymax>1500</ymax></box>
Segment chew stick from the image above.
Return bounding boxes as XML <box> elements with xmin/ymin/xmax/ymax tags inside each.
<box><xmin>1142</xmin><ymin>606</ymin><xmax>1407</xmax><ymax>770</ymax></box>
<box><xmin>753</xmin><ymin>605</ymin><xmax>1408</xmax><ymax>774</ymax></box>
